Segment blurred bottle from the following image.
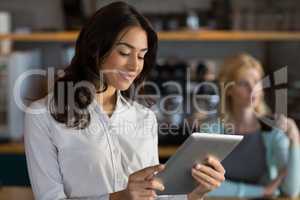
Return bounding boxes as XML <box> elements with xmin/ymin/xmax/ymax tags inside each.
<box><xmin>186</xmin><ymin>10</ymin><xmax>199</xmax><ymax>30</ymax></box>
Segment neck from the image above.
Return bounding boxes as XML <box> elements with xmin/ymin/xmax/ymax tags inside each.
<box><xmin>95</xmin><ymin>86</ymin><xmax>117</xmax><ymax>115</ymax></box>
<box><xmin>229</xmin><ymin>105</ymin><xmax>259</xmax><ymax>133</ymax></box>
<box><xmin>232</xmin><ymin>106</ymin><xmax>255</xmax><ymax>123</ymax></box>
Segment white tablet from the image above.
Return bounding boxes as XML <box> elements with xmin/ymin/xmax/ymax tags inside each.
<box><xmin>156</xmin><ymin>132</ymin><xmax>243</xmax><ymax>195</ymax></box>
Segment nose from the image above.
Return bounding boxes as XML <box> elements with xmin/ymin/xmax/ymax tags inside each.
<box><xmin>248</xmin><ymin>82</ymin><xmax>254</xmax><ymax>90</ymax></box>
<box><xmin>246</xmin><ymin>83</ymin><xmax>255</xmax><ymax>94</ymax></box>
<box><xmin>128</xmin><ymin>54</ymin><xmax>139</xmax><ymax>72</ymax></box>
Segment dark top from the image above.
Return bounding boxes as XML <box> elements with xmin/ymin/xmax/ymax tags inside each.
<box><xmin>221</xmin><ymin>131</ymin><xmax>268</xmax><ymax>184</ymax></box>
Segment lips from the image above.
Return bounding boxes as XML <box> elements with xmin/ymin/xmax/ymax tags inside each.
<box><xmin>118</xmin><ymin>71</ymin><xmax>136</xmax><ymax>81</ymax></box>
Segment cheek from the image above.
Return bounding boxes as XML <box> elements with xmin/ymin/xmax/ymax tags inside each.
<box><xmin>252</xmin><ymin>89</ymin><xmax>262</xmax><ymax>97</ymax></box>
<box><xmin>102</xmin><ymin>52</ymin><xmax>126</xmax><ymax>70</ymax></box>
<box><xmin>253</xmin><ymin>91</ymin><xmax>263</xmax><ymax>103</ymax></box>
<box><xmin>137</xmin><ymin>64</ymin><xmax>144</xmax><ymax>75</ymax></box>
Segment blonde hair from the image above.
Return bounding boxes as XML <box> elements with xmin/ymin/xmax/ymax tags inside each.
<box><xmin>218</xmin><ymin>53</ymin><xmax>270</xmax><ymax>119</ymax></box>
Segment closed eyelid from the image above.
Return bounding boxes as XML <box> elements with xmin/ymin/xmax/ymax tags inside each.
<box><xmin>116</xmin><ymin>42</ymin><xmax>148</xmax><ymax>52</ymax></box>
<box><xmin>117</xmin><ymin>47</ymin><xmax>143</xmax><ymax>55</ymax></box>
<box><xmin>118</xmin><ymin>49</ymin><xmax>146</xmax><ymax>58</ymax></box>
<box><xmin>117</xmin><ymin>45</ymin><xmax>130</xmax><ymax>51</ymax></box>
<box><xmin>236</xmin><ymin>80</ymin><xmax>250</xmax><ymax>86</ymax></box>
<box><xmin>118</xmin><ymin>50</ymin><xmax>130</xmax><ymax>54</ymax></box>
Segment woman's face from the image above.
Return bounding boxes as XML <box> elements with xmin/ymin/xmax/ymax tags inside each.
<box><xmin>100</xmin><ymin>26</ymin><xmax>148</xmax><ymax>91</ymax></box>
<box><xmin>228</xmin><ymin>68</ymin><xmax>263</xmax><ymax>109</ymax></box>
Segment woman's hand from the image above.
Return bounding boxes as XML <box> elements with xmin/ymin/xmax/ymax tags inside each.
<box><xmin>275</xmin><ymin>114</ymin><xmax>300</xmax><ymax>145</ymax></box>
<box><xmin>188</xmin><ymin>156</ymin><xmax>225</xmax><ymax>200</ymax></box>
<box><xmin>263</xmin><ymin>168</ymin><xmax>287</xmax><ymax>197</ymax></box>
<box><xmin>110</xmin><ymin>164</ymin><xmax>165</xmax><ymax>200</ymax></box>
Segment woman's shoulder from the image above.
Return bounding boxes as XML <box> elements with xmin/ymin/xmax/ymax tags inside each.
<box><xmin>24</xmin><ymin>93</ymin><xmax>57</xmax><ymax>131</ymax></box>
<box><xmin>24</xmin><ymin>93</ymin><xmax>54</xmax><ymax>136</ymax></box>
<box><xmin>261</xmin><ymin>125</ymin><xmax>289</xmax><ymax>149</ymax></box>
<box><xmin>26</xmin><ymin>92</ymin><xmax>52</xmax><ymax>114</ymax></box>
<box><xmin>258</xmin><ymin>116</ymin><xmax>287</xmax><ymax>138</ymax></box>
<box><xmin>268</xmin><ymin>128</ymin><xmax>289</xmax><ymax>143</ymax></box>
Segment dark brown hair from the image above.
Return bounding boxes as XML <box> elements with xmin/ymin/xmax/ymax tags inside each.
<box><xmin>49</xmin><ymin>1</ymin><xmax>158</xmax><ymax>129</ymax></box>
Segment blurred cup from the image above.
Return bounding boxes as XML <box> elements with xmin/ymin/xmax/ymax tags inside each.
<box><xmin>0</xmin><ymin>11</ymin><xmax>12</xmax><ymax>55</ymax></box>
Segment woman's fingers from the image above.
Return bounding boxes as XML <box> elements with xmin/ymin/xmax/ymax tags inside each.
<box><xmin>144</xmin><ymin>179</ymin><xmax>165</xmax><ymax>191</ymax></box>
<box><xmin>191</xmin><ymin>157</ymin><xmax>225</xmax><ymax>192</ymax></box>
<box><xmin>130</xmin><ymin>164</ymin><xmax>165</xmax><ymax>181</ymax></box>
<box><xmin>193</xmin><ymin>164</ymin><xmax>225</xmax><ymax>183</ymax></box>
<box><xmin>192</xmin><ymin>168</ymin><xmax>222</xmax><ymax>187</ymax></box>
<box><xmin>206</xmin><ymin>156</ymin><xmax>226</xmax><ymax>175</ymax></box>
<box><xmin>264</xmin><ymin>173</ymin><xmax>285</xmax><ymax>196</ymax></box>
<box><xmin>129</xmin><ymin>180</ymin><xmax>164</xmax><ymax>191</ymax></box>
<box><xmin>136</xmin><ymin>189</ymin><xmax>157</xmax><ymax>199</ymax></box>
<box><xmin>191</xmin><ymin>172</ymin><xmax>214</xmax><ymax>191</ymax></box>
<box><xmin>138</xmin><ymin>189</ymin><xmax>157</xmax><ymax>198</ymax></box>
<box><xmin>126</xmin><ymin>165</ymin><xmax>166</xmax><ymax>200</ymax></box>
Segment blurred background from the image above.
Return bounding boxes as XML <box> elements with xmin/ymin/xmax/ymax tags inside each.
<box><xmin>0</xmin><ymin>0</ymin><xmax>300</xmax><ymax>198</ymax></box>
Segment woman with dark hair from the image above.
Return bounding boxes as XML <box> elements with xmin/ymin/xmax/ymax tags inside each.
<box><xmin>24</xmin><ymin>2</ymin><xmax>225</xmax><ymax>200</ymax></box>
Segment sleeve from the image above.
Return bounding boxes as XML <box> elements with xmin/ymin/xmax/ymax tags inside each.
<box><xmin>207</xmin><ymin>180</ymin><xmax>265</xmax><ymax>198</ymax></box>
<box><xmin>272</xmin><ymin>130</ymin><xmax>300</xmax><ymax>197</ymax></box>
<box><xmin>149</xmin><ymin>112</ymin><xmax>188</xmax><ymax>200</ymax></box>
<box><xmin>24</xmin><ymin>103</ymin><xmax>110</xmax><ymax>200</ymax></box>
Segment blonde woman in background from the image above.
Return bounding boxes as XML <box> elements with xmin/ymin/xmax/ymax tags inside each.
<box><xmin>202</xmin><ymin>53</ymin><xmax>300</xmax><ymax>198</ymax></box>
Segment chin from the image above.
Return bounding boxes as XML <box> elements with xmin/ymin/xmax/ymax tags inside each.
<box><xmin>114</xmin><ymin>83</ymin><xmax>132</xmax><ymax>91</ymax></box>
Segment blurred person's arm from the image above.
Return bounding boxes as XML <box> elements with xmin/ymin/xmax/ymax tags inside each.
<box><xmin>207</xmin><ymin>180</ymin><xmax>265</xmax><ymax>198</ymax></box>
<box><xmin>272</xmin><ymin>119</ymin><xmax>300</xmax><ymax>198</ymax></box>
<box><xmin>207</xmin><ymin>167</ymin><xmax>288</xmax><ymax>198</ymax></box>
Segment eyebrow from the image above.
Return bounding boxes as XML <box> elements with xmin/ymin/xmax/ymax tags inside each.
<box><xmin>116</xmin><ymin>42</ymin><xmax>148</xmax><ymax>52</ymax></box>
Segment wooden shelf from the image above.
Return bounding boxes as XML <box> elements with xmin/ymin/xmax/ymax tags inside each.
<box><xmin>0</xmin><ymin>142</ymin><xmax>25</xmax><ymax>154</ymax></box>
<box><xmin>1</xmin><ymin>31</ymin><xmax>300</xmax><ymax>42</ymax></box>
<box><xmin>158</xmin><ymin>145</ymin><xmax>179</xmax><ymax>158</ymax></box>
<box><xmin>0</xmin><ymin>187</ymin><xmax>34</xmax><ymax>200</ymax></box>
<box><xmin>0</xmin><ymin>32</ymin><xmax>78</xmax><ymax>42</ymax></box>
<box><xmin>0</xmin><ymin>142</ymin><xmax>178</xmax><ymax>157</ymax></box>
<box><xmin>160</xmin><ymin>30</ymin><xmax>300</xmax><ymax>41</ymax></box>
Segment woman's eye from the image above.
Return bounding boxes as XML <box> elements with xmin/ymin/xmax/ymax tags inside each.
<box><xmin>138</xmin><ymin>53</ymin><xmax>146</xmax><ymax>60</ymax></box>
<box><xmin>236</xmin><ymin>80</ymin><xmax>248</xmax><ymax>87</ymax></box>
<box><xmin>119</xmin><ymin>51</ymin><xmax>130</xmax><ymax>56</ymax></box>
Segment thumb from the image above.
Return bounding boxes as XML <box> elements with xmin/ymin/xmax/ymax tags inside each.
<box><xmin>131</xmin><ymin>164</ymin><xmax>165</xmax><ymax>181</ymax></box>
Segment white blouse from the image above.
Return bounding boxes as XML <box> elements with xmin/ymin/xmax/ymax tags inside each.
<box><xmin>24</xmin><ymin>91</ymin><xmax>187</xmax><ymax>200</ymax></box>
